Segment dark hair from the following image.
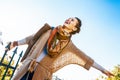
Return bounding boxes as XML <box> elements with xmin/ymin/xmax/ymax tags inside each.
<box><xmin>71</xmin><ymin>17</ymin><xmax>82</xmax><ymax>34</ymax></box>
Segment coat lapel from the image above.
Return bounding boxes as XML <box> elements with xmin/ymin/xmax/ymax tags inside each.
<box><xmin>21</xmin><ymin>23</ymin><xmax>51</xmax><ymax>62</ymax></box>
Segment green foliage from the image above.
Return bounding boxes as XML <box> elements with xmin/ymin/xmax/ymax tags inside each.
<box><xmin>96</xmin><ymin>65</ymin><xmax>120</xmax><ymax>80</ymax></box>
<box><xmin>0</xmin><ymin>57</ymin><xmax>14</xmax><ymax>80</ymax></box>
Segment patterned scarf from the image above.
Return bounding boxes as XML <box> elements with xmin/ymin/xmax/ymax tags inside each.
<box><xmin>47</xmin><ymin>27</ymin><xmax>70</xmax><ymax>57</ymax></box>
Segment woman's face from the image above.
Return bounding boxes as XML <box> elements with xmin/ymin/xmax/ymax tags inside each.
<box><xmin>63</xmin><ymin>17</ymin><xmax>78</xmax><ymax>33</ymax></box>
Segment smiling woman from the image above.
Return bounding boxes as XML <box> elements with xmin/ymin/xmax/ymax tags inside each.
<box><xmin>8</xmin><ymin>17</ymin><xmax>83</xmax><ymax>80</ymax></box>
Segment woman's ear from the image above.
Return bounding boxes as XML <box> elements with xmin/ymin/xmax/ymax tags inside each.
<box><xmin>73</xmin><ymin>27</ymin><xmax>77</xmax><ymax>31</ymax></box>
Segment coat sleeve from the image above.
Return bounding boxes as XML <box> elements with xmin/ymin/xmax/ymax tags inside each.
<box><xmin>65</xmin><ymin>41</ymin><xmax>94</xmax><ymax>70</ymax></box>
<box><xmin>18</xmin><ymin>34</ymin><xmax>34</xmax><ymax>45</ymax></box>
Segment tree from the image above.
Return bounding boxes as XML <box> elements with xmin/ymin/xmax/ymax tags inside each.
<box><xmin>0</xmin><ymin>56</ymin><xmax>14</xmax><ymax>80</ymax></box>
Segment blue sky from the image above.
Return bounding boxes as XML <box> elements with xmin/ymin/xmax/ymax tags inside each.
<box><xmin>0</xmin><ymin>0</ymin><xmax>120</xmax><ymax>80</ymax></box>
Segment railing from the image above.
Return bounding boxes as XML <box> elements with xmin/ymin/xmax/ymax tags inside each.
<box><xmin>0</xmin><ymin>43</ymin><xmax>23</xmax><ymax>80</ymax></box>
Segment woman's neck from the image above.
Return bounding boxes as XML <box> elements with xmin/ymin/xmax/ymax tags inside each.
<box><xmin>58</xmin><ymin>26</ymin><xmax>71</xmax><ymax>37</ymax></box>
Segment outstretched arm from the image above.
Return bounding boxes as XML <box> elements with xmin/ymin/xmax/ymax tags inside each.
<box><xmin>92</xmin><ymin>61</ymin><xmax>114</xmax><ymax>77</ymax></box>
<box><xmin>9</xmin><ymin>34</ymin><xmax>34</xmax><ymax>50</ymax></box>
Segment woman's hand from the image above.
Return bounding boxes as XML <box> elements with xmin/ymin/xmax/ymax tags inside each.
<box><xmin>102</xmin><ymin>70</ymin><xmax>114</xmax><ymax>77</ymax></box>
<box><xmin>9</xmin><ymin>41</ymin><xmax>18</xmax><ymax>50</ymax></box>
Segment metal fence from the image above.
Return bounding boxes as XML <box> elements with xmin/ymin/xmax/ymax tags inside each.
<box><xmin>0</xmin><ymin>43</ymin><xmax>23</xmax><ymax>80</ymax></box>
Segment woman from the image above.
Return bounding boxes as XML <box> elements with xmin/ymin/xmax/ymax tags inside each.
<box><xmin>10</xmin><ymin>17</ymin><xmax>113</xmax><ymax>80</ymax></box>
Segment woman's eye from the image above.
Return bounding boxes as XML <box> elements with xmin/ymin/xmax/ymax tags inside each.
<box><xmin>71</xmin><ymin>19</ymin><xmax>74</xmax><ymax>21</ymax></box>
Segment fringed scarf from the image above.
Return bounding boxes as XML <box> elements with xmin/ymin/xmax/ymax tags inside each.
<box><xmin>47</xmin><ymin>27</ymin><xmax>70</xmax><ymax>57</ymax></box>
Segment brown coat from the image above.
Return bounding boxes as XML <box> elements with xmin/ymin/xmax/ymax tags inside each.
<box><xmin>12</xmin><ymin>23</ymin><xmax>52</xmax><ymax>80</ymax></box>
<box><xmin>21</xmin><ymin>23</ymin><xmax>51</xmax><ymax>62</ymax></box>
<box><xmin>12</xmin><ymin>23</ymin><xmax>94</xmax><ymax>80</ymax></box>
<box><xmin>32</xmin><ymin>40</ymin><xmax>94</xmax><ymax>80</ymax></box>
